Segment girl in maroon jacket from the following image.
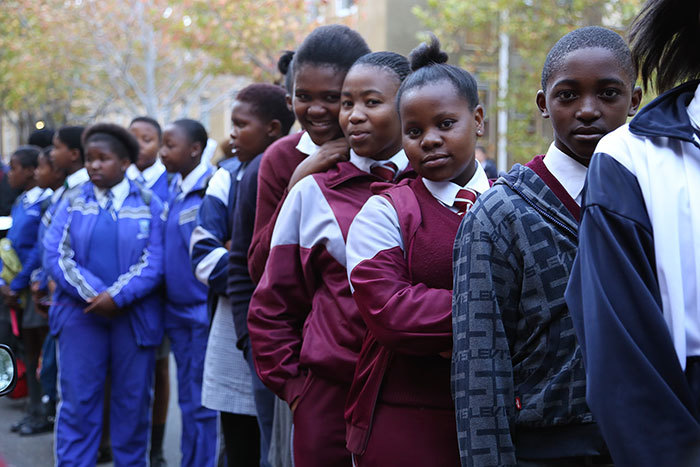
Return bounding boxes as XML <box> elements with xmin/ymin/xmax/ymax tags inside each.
<box><xmin>344</xmin><ymin>36</ymin><xmax>489</xmax><ymax>466</ymax></box>
<box><xmin>248</xmin><ymin>52</ymin><xmax>412</xmax><ymax>467</ymax></box>
<box><xmin>247</xmin><ymin>24</ymin><xmax>369</xmax><ymax>284</ymax></box>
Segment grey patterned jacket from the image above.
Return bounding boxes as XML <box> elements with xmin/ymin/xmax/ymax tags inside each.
<box><xmin>451</xmin><ymin>161</ymin><xmax>606</xmax><ymax>467</ymax></box>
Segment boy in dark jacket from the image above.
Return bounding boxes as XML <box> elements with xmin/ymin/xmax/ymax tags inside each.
<box><xmin>451</xmin><ymin>27</ymin><xmax>642</xmax><ymax>466</ymax></box>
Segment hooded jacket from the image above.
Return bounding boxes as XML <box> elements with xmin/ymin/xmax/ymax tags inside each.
<box><xmin>452</xmin><ymin>158</ymin><xmax>605</xmax><ymax>466</ymax></box>
<box><xmin>565</xmin><ymin>80</ymin><xmax>700</xmax><ymax>467</ymax></box>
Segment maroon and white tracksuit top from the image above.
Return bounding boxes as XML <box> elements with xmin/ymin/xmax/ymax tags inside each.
<box><xmin>248</xmin><ymin>150</ymin><xmax>413</xmax><ymax>405</ymax></box>
<box><xmin>344</xmin><ymin>169</ymin><xmax>490</xmax><ymax>455</ymax></box>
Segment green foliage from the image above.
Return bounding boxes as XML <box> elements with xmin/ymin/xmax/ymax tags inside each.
<box><xmin>414</xmin><ymin>0</ymin><xmax>644</xmax><ymax>163</ymax></box>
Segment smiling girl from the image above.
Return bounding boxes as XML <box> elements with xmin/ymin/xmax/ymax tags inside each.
<box><xmin>247</xmin><ymin>25</ymin><xmax>370</xmax><ymax>284</ymax></box>
<box><xmin>44</xmin><ymin>123</ymin><xmax>165</xmax><ymax>466</ymax></box>
<box><xmin>248</xmin><ymin>51</ymin><xmax>412</xmax><ymax>467</ymax></box>
<box><xmin>344</xmin><ymin>36</ymin><xmax>489</xmax><ymax>466</ymax></box>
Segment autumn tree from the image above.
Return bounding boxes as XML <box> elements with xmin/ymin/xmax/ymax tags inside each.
<box><xmin>171</xmin><ymin>0</ymin><xmax>319</xmax><ymax>82</ymax></box>
<box><xmin>414</xmin><ymin>0</ymin><xmax>644</xmax><ymax>164</ymax></box>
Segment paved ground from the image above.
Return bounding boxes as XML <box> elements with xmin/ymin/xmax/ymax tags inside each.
<box><xmin>0</xmin><ymin>355</ymin><xmax>184</xmax><ymax>467</ymax></box>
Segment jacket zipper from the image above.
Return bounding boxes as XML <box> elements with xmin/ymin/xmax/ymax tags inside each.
<box><xmin>504</xmin><ymin>181</ymin><xmax>578</xmax><ymax>240</ymax></box>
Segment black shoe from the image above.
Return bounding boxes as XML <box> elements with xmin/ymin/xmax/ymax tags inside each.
<box><xmin>96</xmin><ymin>445</ymin><xmax>113</xmax><ymax>464</ymax></box>
<box><xmin>18</xmin><ymin>415</ymin><xmax>53</xmax><ymax>436</ymax></box>
<box><xmin>10</xmin><ymin>414</ymin><xmax>33</xmax><ymax>433</ymax></box>
<box><xmin>150</xmin><ymin>451</ymin><xmax>167</xmax><ymax>467</ymax></box>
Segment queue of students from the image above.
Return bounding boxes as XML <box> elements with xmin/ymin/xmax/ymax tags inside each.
<box><xmin>2</xmin><ymin>1</ymin><xmax>699</xmax><ymax>465</ymax></box>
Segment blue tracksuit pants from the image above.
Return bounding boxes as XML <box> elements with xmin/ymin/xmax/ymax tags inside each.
<box><xmin>165</xmin><ymin>303</ymin><xmax>218</xmax><ymax>467</ymax></box>
<box><xmin>56</xmin><ymin>310</ymin><xmax>155</xmax><ymax>467</ymax></box>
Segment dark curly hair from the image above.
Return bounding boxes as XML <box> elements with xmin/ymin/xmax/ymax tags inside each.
<box><xmin>82</xmin><ymin>123</ymin><xmax>140</xmax><ymax>163</ymax></box>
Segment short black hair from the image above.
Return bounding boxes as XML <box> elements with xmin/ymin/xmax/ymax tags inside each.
<box><xmin>28</xmin><ymin>129</ymin><xmax>55</xmax><ymax>149</ymax></box>
<box><xmin>83</xmin><ymin>123</ymin><xmax>140</xmax><ymax>163</ymax></box>
<box><xmin>629</xmin><ymin>0</ymin><xmax>700</xmax><ymax>93</ymax></box>
<box><xmin>130</xmin><ymin>116</ymin><xmax>162</xmax><ymax>141</ymax></box>
<box><xmin>352</xmin><ymin>51</ymin><xmax>411</xmax><ymax>83</ymax></box>
<box><xmin>541</xmin><ymin>26</ymin><xmax>636</xmax><ymax>90</ymax></box>
<box><xmin>171</xmin><ymin>119</ymin><xmax>208</xmax><ymax>151</ymax></box>
<box><xmin>56</xmin><ymin>126</ymin><xmax>86</xmax><ymax>163</ymax></box>
<box><xmin>236</xmin><ymin>83</ymin><xmax>296</xmax><ymax>135</ymax></box>
<box><xmin>397</xmin><ymin>34</ymin><xmax>479</xmax><ymax>110</ymax></box>
<box><xmin>12</xmin><ymin>145</ymin><xmax>41</xmax><ymax>168</ymax></box>
<box><xmin>292</xmin><ymin>25</ymin><xmax>370</xmax><ymax>77</ymax></box>
<box><xmin>278</xmin><ymin>50</ymin><xmax>295</xmax><ymax>94</ymax></box>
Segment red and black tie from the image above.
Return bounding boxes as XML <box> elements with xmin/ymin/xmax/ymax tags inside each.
<box><xmin>370</xmin><ymin>161</ymin><xmax>398</xmax><ymax>182</ymax></box>
<box><xmin>454</xmin><ymin>188</ymin><xmax>478</xmax><ymax>216</ymax></box>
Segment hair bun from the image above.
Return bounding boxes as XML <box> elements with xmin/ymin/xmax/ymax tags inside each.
<box><xmin>277</xmin><ymin>50</ymin><xmax>295</xmax><ymax>75</ymax></box>
<box><xmin>409</xmin><ymin>33</ymin><xmax>448</xmax><ymax>71</ymax></box>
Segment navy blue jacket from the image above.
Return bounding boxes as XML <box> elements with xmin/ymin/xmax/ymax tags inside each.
<box><xmin>227</xmin><ymin>153</ymin><xmax>262</xmax><ymax>352</ymax></box>
<box><xmin>566</xmin><ymin>80</ymin><xmax>700</xmax><ymax>467</ymax></box>
<box><xmin>190</xmin><ymin>157</ymin><xmax>241</xmax><ymax>298</ymax></box>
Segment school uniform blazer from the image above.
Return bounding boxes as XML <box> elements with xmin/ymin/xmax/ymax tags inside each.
<box><xmin>247</xmin><ymin>131</ymin><xmax>306</xmax><ymax>284</ymax></box>
<box><xmin>43</xmin><ymin>180</ymin><xmax>165</xmax><ymax>346</ymax></box>
<box><xmin>566</xmin><ymin>80</ymin><xmax>700</xmax><ymax>467</ymax></box>
<box><xmin>7</xmin><ymin>188</ymin><xmax>51</xmax><ymax>292</ymax></box>
<box><xmin>164</xmin><ymin>165</ymin><xmax>215</xmax><ymax>309</ymax></box>
<box><xmin>190</xmin><ymin>157</ymin><xmax>241</xmax><ymax>297</ymax></box>
<box><xmin>248</xmin><ymin>160</ymin><xmax>414</xmax><ymax>405</ymax></box>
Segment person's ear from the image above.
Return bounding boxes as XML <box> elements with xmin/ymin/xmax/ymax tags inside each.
<box><xmin>286</xmin><ymin>95</ymin><xmax>293</xmax><ymax>112</ymax></box>
<box><xmin>267</xmin><ymin>119</ymin><xmax>282</xmax><ymax>139</ymax></box>
<box><xmin>473</xmin><ymin>105</ymin><xmax>485</xmax><ymax>137</ymax></box>
<box><xmin>628</xmin><ymin>86</ymin><xmax>643</xmax><ymax>117</ymax></box>
<box><xmin>191</xmin><ymin>142</ymin><xmax>203</xmax><ymax>159</ymax></box>
<box><xmin>536</xmin><ymin>90</ymin><xmax>549</xmax><ymax>118</ymax></box>
<box><xmin>69</xmin><ymin>148</ymin><xmax>81</xmax><ymax>163</ymax></box>
<box><xmin>121</xmin><ymin>157</ymin><xmax>131</xmax><ymax>172</ymax></box>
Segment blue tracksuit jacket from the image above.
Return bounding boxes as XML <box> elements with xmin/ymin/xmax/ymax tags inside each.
<box><xmin>6</xmin><ymin>188</ymin><xmax>51</xmax><ymax>292</ymax></box>
<box><xmin>43</xmin><ymin>180</ymin><xmax>165</xmax><ymax>346</ymax></box>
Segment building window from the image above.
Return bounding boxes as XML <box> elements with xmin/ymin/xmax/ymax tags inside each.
<box><xmin>336</xmin><ymin>0</ymin><xmax>357</xmax><ymax>17</ymax></box>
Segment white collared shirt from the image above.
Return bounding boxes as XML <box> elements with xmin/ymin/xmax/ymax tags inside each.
<box><xmin>126</xmin><ymin>159</ymin><xmax>166</xmax><ymax>189</ymax></box>
<box><xmin>423</xmin><ymin>161</ymin><xmax>491</xmax><ymax>213</ymax></box>
<box><xmin>23</xmin><ymin>186</ymin><xmax>49</xmax><ymax>206</ymax></box>
<box><xmin>94</xmin><ymin>177</ymin><xmax>130</xmax><ymax>211</ymax></box>
<box><xmin>176</xmin><ymin>160</ymin><xmax>209</xmax><ymax>197</ymax></box>
<box><xmin>295</xmin><ymin>131</ymin><xmax>320</xmax><ymax>156</ymax></box>
<box><xmin>689</xmin><ymin>84</ymin><xmax>700</xmax><ymax>132</ymax></box>
<box><xmin>53</xmin><ymin>168</ymin><xmax>90</xmax><ymax>201</ymax></box>
<box><xmin>348</xmin><ymin>149</ymin><xmax>410</xmax><ymax>176</ymax></box>
<box><xmin>543</xmin><ymin>142</ymin><xmax>588</xmax><ymax>205</ymax></box>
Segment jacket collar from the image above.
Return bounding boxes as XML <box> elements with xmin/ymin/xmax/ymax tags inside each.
<box><xmin>629</xmin><ymin>79</ymin><xmax>700</xmax><ymax>145</ymax></box>
<box><xmin>498</xmin><ymin>161</ymin><xmax>579</xmax><ymax>237</ymax></box>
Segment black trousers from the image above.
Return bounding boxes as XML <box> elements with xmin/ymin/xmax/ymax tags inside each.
<box><xmin>220</xmin><ymin>411</ymin><xmax>260</xmax><ymax>467</ymax></box>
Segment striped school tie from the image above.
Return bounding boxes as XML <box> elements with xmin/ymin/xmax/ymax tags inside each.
<box><xmin>454</xmin><ymin>188</ymin><xmax>478</xmax><ymax>216</ymax></box>
<box><xmin>104</xmin><ymin>190</ymin><xmax>117</xmax><ymax>220</ymax></box>
<box><xmin>370</xmin><ymin>161</ymin><xmax>399</xmax><ymax>182</ymax></box>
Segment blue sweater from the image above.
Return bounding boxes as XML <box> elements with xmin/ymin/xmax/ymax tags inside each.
<box><xmin>43</xmin><ymin>180</ymin><xmax>165</xmax><ymax>346</ymax></box>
